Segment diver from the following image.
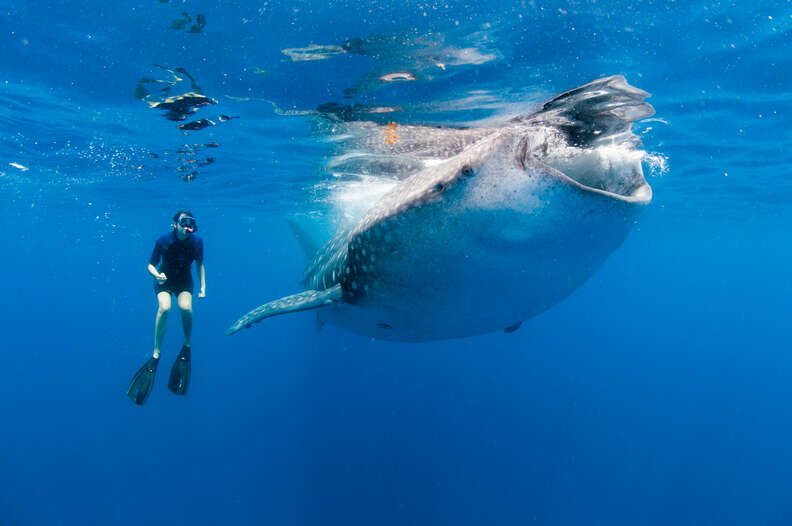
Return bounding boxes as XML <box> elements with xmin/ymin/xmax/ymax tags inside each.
<box><xmin>127</xmin><ymin>210</ymin><xmax>206</xmax><ymax>405</ymax></box>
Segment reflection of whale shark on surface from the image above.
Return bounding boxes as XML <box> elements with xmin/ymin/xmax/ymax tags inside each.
<box><xmin>282</xmin><ymin>33</ymin><xmax>498</xmax><ymax>96</ymax></box>
<box><xmin>227</xmin><ymin>76</ymin><xmax>657</xmax><ymax>342</ymax></box>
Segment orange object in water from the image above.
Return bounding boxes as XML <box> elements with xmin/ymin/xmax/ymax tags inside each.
<box><xmin>383</xmin><ymin>121</ymin><xmax>399</xmax><ymax>145</ymax></box>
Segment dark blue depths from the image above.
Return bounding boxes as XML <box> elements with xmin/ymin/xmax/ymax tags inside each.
<box><xmin>1</xmin><ymin>0</ymin><xmax>792</xmax><ymax>524</ymax></box>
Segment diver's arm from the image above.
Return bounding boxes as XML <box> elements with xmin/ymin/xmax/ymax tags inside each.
<box><xmin>148</xmin><ymin>263</ymin><xmax>167</xmax><ymax>283</ymax></box>
<box><xmin>196</xmin><ymin>261</ymin><xmax>206</xmax><ymax>298</ymax></box>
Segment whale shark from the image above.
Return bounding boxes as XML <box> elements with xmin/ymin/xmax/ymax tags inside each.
<box><xmin>227</xmin><ymin>75</ymin><xmax>655</xmax><ymax>342</ymax></box>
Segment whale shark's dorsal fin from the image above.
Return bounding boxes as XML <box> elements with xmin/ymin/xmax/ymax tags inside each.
<box><xmin>225</xmin><ymin>285</ymin><xmax>343</xmax><ymax>336</ymax></box>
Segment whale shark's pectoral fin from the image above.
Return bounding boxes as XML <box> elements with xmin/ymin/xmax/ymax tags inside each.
<box><xmin>287</xmin><ymin>217</ymin><xmax>320</xmax><ymax>261</ymax></box>
<box><xmin>225</xmin><ymin>284</ymin><xmax>343</xmax><ymax>336</ymax></box>
<box><xmin>504</xmin><ymin>321</ymin><xmax>522</xmax><ymax>333</ymax></box>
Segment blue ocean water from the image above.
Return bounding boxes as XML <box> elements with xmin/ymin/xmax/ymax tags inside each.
<box><xmin>1</xmin><ymin>0</ymin><xmax>791</xmax><ymax>524</ymax></box>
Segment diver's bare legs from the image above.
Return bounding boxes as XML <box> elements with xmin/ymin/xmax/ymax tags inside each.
<box><xmin>153</xmin><ymin>291</ymin><xmax>172</xmax><ymax>359</ymax></box>
<box><xmin>177</xmin><ymin>291</ymin><xmax>193</xmax><ymax>347</ymax></box>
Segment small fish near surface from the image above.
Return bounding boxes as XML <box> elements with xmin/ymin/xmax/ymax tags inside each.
<box><xmin>227</xmin><ymin>76</ymin><xmax>657</xmax><ymax>342</ymax></box>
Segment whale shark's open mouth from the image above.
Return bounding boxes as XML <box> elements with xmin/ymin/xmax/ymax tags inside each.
<box><xmin>543</xmin><ymin>144</ymin><xmax>652</xmax><ymax>204</ymax></box>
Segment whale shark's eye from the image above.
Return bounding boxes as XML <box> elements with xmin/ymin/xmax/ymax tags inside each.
<box><xmin>461</xmin><ymin>166</ymin><xmax>475</xmax><ymax>177</ymax></box>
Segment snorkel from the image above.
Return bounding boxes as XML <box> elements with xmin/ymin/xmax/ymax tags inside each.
<box><xmin>179</xmin><ymin>215</ymin><xmax>197</xmax><ymax>234</ymax></box>
<box><xmin>172</xmin><ymin>210</ymin><xmax>198</xmax><ymax>237</ymax></box>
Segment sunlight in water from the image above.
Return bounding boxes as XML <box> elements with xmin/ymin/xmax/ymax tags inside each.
<box><xmin>325</xmin><ymin>176</ymin><xmax>399</xmax><ymax>226</ymax></box>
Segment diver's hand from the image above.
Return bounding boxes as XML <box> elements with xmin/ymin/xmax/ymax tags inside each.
<box><xmin>198</xmin><ymin>288</ymin><xmax>206</xmax><ymax>299</ymax></box>
<box><xmin>156</xmin><ymin>272</ymin><xmax>167</xmax><ymax>284</ymax></box>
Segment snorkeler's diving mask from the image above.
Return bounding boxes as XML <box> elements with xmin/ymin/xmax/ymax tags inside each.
<box><xmin>178</xmin><ymin>215</ymin><xmax>197</xmax><ymax>233</ymax></box>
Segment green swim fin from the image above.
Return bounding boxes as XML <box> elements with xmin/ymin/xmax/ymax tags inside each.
<box><xmin>168</xmin><ymin>345</ymin><xmax>191</xmax><ymax>395</ymax></box>
<box><xmin>126</xmin><ymin>357</ymin><xmax>159</xmax><ymax>405</ymax></box>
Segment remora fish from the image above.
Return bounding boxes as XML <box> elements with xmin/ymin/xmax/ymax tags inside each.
<box><xmin>227</xmin><ymin>75</ymin><xmax>655</xmax><ymax>342</ymax></box>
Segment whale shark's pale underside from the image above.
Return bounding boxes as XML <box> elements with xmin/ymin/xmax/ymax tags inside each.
<box><xmin>227</xmin><ymin>75</ymin><xmax>655</xmax><ymax>342</ymax></box>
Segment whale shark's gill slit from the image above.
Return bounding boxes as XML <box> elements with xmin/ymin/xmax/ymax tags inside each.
<box><xmin>515</xmin><ymin>139</ymin><xmax>529</xmax><ymax>171</ymax></box>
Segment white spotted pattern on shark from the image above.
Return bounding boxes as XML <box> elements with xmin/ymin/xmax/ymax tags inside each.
<box><xmin>227</xmin><ymin>76</ymin><xmax>656</xmax><ymax>342</ymax></box>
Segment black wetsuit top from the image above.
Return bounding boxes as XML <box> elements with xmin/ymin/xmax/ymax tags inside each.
<box><xmin>149</xmin><ymin>231</ymin><xmax>204</xmax><ymax>294</ymax></box>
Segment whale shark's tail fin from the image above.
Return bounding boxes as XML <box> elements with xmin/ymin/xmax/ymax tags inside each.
<box><xmin>225</xmin><ymin>285</ymin><xmax>343</xmax><ymax>336</ymax></box>
<box><xmin>516</xmin><ymin>75</ymin><xmax>655</xmax><ymax>148</ymax></box>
